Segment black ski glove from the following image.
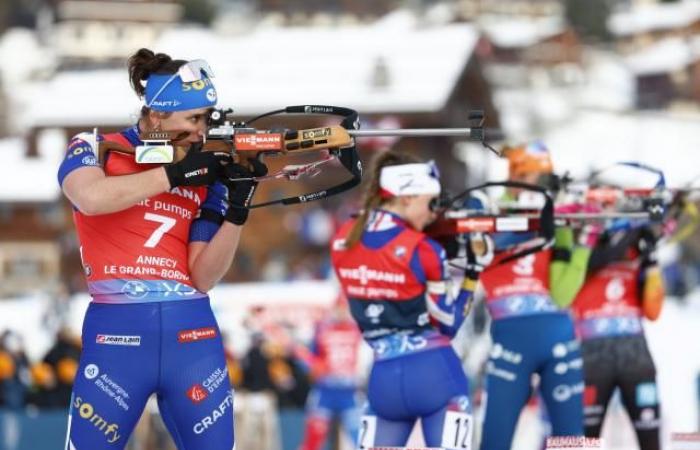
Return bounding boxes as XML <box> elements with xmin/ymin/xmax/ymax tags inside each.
<box><xmin>164</xmin><ymin>145</ymin><xmax>231</xmax><ymax>188</ymax></box>
<box><xmin>222</xmin><ymin>158</ymin><xmax>268</xmax><ymax>225</ymax></box>
<box><xmin>637</xmin><ymin>226</ymin><xmax>659</xmax><ymax>269</ymax></box>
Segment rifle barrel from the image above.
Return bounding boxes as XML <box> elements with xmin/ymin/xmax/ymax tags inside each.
<box><xmin>552</xmin><ymin>212</ymin><xmax>650</xmax><ymax>220</ymax></box>
<box><xmin>349</xmin><ymin>128</ymin><xmax>478</xmax><ymax>138</ymax></box>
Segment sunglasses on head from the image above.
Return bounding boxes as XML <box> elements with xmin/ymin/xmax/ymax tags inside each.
<box><xmin>177</xmin><ymin>59</ymin><xmax>215</xmax><ymax>82</ymax></box>
<box><xmin>147</xmin><ymin>59</ymin><xmax>215</xmax><ymax>108</ymax></box>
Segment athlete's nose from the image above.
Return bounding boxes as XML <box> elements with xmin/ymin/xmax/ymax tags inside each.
<box><xmin>189</xmin><ymin>129</ymin><xmax>205</xmax><ymax>144</ymax></box>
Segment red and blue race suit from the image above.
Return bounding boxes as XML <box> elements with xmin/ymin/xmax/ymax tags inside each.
<box><xmin>572</xmin><ymin>260</ymin><xmax>644</xmax><ymax>340</ymax></box>
<box><xmin>331</xmin><ymin>210</ymin><xmax>474</xmax><ymax>449</ymax></box>
<box><xmin>296</xmin><ymin>317</ymin><xmax>363</xmax><ymax>450</ymax></box>
<box><xmin>57</xmin><ymin>125</ymin><xmax>234</xmax><ymax>450</ymax></box>
<box><xmin>478</xmin><ymin>243</ymin><xmax>584</xmax><ymax>450</ymax></box>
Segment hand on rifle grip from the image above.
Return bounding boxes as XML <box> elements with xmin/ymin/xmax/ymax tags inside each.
<box><xmin>164</xmin><ymin>148</ymin><xmax>231</xmax><ymax>188</ymax></box>
<box><xmin>222</xmin><ymin>158</ymin><xmax>269</xmax><ymax>225</ymax></box>
<box><xmin>637</xmin><ymin>226</ymin><xmax>660</xmax><ymax>267</ymax></box>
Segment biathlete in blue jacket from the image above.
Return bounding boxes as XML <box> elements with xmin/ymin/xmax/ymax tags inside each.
<box><xmin>330</xmin><ymin>151</ymin><xmax>480</xmax><ymax>449</ymax></box>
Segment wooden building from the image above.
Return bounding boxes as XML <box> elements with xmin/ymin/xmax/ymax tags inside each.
<box><xmin>606</xmin><ymin>0</ymin><xmax>700</xmax><ymax>107</ymax></box>
<box><xmin>48</xmin><ymin>0</ymin><xmax>183</xmax><ymax>67</ymax></box>
<box><xmin>478</xmin><ymin>16</ymin><xmax>583</xmax><ymax>66</ymax></box>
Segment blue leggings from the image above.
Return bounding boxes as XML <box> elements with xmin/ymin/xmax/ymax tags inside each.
<box><xmin>359</xmin><ymin>346</ymin><xmax>472</xmax><ymax>449</ymax></box>
<box><xmin>480</xmin><ymin>313</ymin><xmax>583</xmax><ymax>450</ymax></box>
<box><xmin>65</xmin><ymin>299</ymin><xmax>234</xmax><ymax>450</ymax></box>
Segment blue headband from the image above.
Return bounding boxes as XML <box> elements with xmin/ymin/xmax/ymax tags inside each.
<box><xmin>144</xmin><ymin>72</ymin><xmax>217</xmax><ymax>112</ymax></box>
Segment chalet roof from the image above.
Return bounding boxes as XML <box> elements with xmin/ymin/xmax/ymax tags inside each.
<box><xmin>479</xmin><ymin>15</ymin><xmax>566</xmax><ymax>49</ymax></box>
<box><xmin>608</xmin><ymin>0</ymin><xmax>700</xmax><ymax>37</ymax></box>
<box><xmin>624</xmin><ymin>37</ymin><xmax>700</xmax><ymax>75</ymax></box>
<box><xmin>16</xmin><ymin>12</ymin><xmax>480</xmax><ymax>129</ymax></box>
<box><xmin>477</xmin><ymin>102</ymin><xmax>698</xmax><ymax>188</ymax></box>
<box><xmin>545</xmin><ymin>110</ymin><xmax>700</xmax><ymax>187</ymax></box>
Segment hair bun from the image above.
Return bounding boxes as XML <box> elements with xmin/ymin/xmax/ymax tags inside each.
<box><xmin>127</xmin><ymin>48</ymin><xmax>175</xmax><ymax>98</ymax></box>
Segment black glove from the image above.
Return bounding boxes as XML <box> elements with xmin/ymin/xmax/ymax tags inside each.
<box><xmin>443</xmin><ymin>236</ymin><xmax>461</xmax><ymax>260</ymax></box>
<box><xmin>164</xmin><ymin>146</ymin><xmax>231</xmax><ymax>188</ymax></box>
<box><xmin>222</xmin><ymin>158</ymin><xmax>268</xmax><ymax>225</ymax></box>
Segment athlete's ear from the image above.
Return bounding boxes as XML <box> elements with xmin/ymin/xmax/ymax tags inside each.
<box><xmin>402</xmin><ymin>195</ymin><xmax>419</xmax><ymax>209</ymax></box>
<box><xmin>392</xmin><ymin>196</ymin><xmax>406</xmax><ymax>209</ymax></box>
<box><xmin>148</xmin><ymin>110</ymin><xmax>171</xmax><ymax>131</ymax></box>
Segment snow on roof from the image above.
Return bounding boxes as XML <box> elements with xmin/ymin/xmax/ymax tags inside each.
<box><xmin>608</xmin><ymin>0</ymin><xmax>700</xmax><ymax>37</ymax></box>
<box><xmin>477</xmin><ymin>107</ymin><xmax>700</xmax><ymax>189</ymax></box>
<box><xmin>544</xmin><ymin>110</ymin><xmax>700</xmax><ymax>187</ymax></box>
<box><xmin>479</xmin><ymin>15</ymin><xmax>565</xmax><ymax>49</ymax></box>
<box><xmin>16</xmin><ymin>18</ymin><xmax>479</xmax><ymax>129</ymax></box>
<box><xmin>0</xmin><ymin>129</ymin><xmax>65</xmax><ymax>202</ymax></box>
<box><xmin>624</xmin><ymin>37</ymin><xmax>699</xmax><ymax>75</ymax></box>
<box><xmin>490</xmin><ymin>49</ymin><xmax>664</xmax><ymax>143</ymax></box>
<box><xmin>0</xmin><ymin>27</ymin><xmax>55</xmax><ymax>86</ymax></box>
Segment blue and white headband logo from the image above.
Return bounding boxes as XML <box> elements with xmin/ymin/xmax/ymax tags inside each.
<box><xmin>144</xmin><ymin>59</ymin><xmax>217</xmax><ymax>112</ymax></box>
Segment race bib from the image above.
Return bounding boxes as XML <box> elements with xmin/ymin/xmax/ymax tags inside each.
<box><xmin>358</xmin><ymin>415</ymin><xmax>378</xmax><ymax>449</ymax></box>
<box><xmin>441</xmin><ymin>410</ymin><xmax>473</xmax><ymax>450</ymax></box>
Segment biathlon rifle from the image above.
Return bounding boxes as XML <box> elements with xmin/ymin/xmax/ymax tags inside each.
<box><xmin>546</xmin><ymin>162</ymin><xmax>700</xmax><ymax>241</ymax></box>
<box><xmin>427</xmin><ymin>170</ymin><xmax>673</xmax><ymax>243</ymax></box>
<box><xmin>129</xmin><ymin>105</ymin><xmax>492</xmax><ymax>208</ymax></box>
<box><xmin>427</xmin><ymin>181</ymin><xmax>556</xmax><ymax>264</ymax></box>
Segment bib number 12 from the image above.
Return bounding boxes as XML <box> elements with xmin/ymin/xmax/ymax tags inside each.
<box><xmin>442</xmin><ymin>410</ymin><xmax>473</xmax><ymax>449</ymax></box>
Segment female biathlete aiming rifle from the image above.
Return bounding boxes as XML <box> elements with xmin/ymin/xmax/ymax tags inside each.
<box><xmin>572</xmin><ymin>221</ymin><xmax>664</xmax><ymax>450</ymax></box>
<box><xmin>477</xmin><ymin>143</ymin><xmax>597</xmax><ymax>450</ymax></box>
<box><xmin>331</xmin><ymin>151</ymin><xmax>481</xmax><ymax>449</ymax></box>
<box><xmin>58</xmin><ymin>48</ymin><xmax>266</xmax><ymax>449</ymax></box>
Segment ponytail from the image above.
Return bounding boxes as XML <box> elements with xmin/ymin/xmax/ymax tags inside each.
<box><xmin>345</xmin><ymin>150</ymin><xmax>418</xmax><ymax>247</ymax></box>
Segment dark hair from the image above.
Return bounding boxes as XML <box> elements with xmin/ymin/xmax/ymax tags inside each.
<box><xmin>345</xmin><ymin>150</ymin><xmax>419</xmax><ymax>248</ymax></box>
<box><xmin>127</xmin><ymin>48</ymin><xmax>187</xmax><ymax>115</ymax></box>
